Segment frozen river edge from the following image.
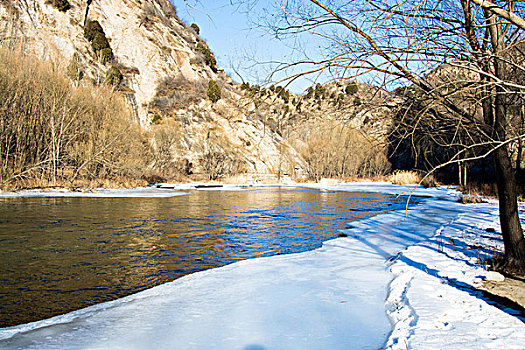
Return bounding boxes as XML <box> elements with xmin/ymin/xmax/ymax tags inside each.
<box><xmin>0</xmin><ymin>183</ymin><xmax>524</xmax><ymax>349</ymax></box>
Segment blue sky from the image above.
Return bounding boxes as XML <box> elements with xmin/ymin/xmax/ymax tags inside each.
<box><xmin>171</xmin><ymin>0</ymin><xmax>322</xmax><ymax>93</ymax></box>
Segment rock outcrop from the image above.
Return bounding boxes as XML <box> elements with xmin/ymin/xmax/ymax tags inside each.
<box><xmin>0</xmin><ymin>0</ymin><xmax>394</xmax><ymax>179</ymax></box>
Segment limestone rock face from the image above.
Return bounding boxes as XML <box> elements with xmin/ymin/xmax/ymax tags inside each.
<box><xmin>0</xmin><ymin>0</ymin><xmax>395</xmax><ymax>178</ymax></box>
<box><xmin>84</xmin><ymin>0</ymin><xmax>205</xmax><ymax>124</ymax></box>
<box><xmin>0</xmin><ymin>0</ymin><xmax>207</xmax><ymax>125</ymax></box>
<box><xmin>0</xmin><ymin>0</ymin><xmax>306</xmax><ymax>176</ymax></box>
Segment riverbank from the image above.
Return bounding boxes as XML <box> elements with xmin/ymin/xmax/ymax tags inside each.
<box><xmin>381</xmin><ymin>199</ymin><xmax>525</xmax><ymax>348</ymax></box>
<box><xmin>0</xmin><ymin>184</ymin><xmax>523</xmax><ymax>349</ymax></box>
<box><xmin>0</xmin><ymin>172</ymin><xmax>402</xmax><ymax>192</ymax></box>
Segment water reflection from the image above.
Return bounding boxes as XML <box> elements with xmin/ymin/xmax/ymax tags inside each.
<box><xmin>0</xmin><ymin>188</ymin><xmax>417</xmax><ymax>327</ymax></box>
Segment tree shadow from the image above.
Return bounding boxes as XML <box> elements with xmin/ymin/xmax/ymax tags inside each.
<box><xmin>354</xmin><ymin>232</ymin><xmax>525</xmax><ymax>323</ymax></box>
<box><xmin>399</xmin><ymin>255</ymin><xmax>525</xmax><ymax>322</ymax></box>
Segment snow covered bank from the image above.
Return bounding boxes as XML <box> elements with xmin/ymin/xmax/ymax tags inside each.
<box><xmin>0</xmin><ymin>187</ymin><xmax>186</xmax><ymax>198</ymax></box>
<box><xmin>333</xmin><ymin>183</ymin><xmax>525</xmax><ymax>348</ymax></box>
<box><xmin>384</xmin><ymin>202</ymin><xmax>525</xmax><ymax>349</ymax></box>
<box><xmin>332</xmin><ymin>181</ymin><xmax>462</xmax><ymax>199</ymax></box>
<box><xmin>0</xmin><ymin>184</ymin><xmax>523</xmax><ymax>349</ymax></box>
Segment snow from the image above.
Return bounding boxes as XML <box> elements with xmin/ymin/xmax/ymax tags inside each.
<box><xmin>0</xmin><ymin>183</ymin><xmax>524</xmax><ymax>349</ymax></box>
<box><xmin>384</xmin><ymin>203</ymin><xmax>525</xmax><ymax>349</ymax></box>
<box><xmin>0</xmin><ymin>187</ymin><xmax>187</xmax><ymax>198</ymax></box>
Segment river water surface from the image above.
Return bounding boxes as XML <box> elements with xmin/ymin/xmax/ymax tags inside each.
<box><xmin>0</xmin><ymin>187</ymin><xmax>417</xmax><ymax>327</ymax></box>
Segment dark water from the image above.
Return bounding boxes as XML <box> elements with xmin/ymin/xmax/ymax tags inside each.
<box><xmin>0</xmin><ymin>187</ymin><xmax>418</xmax><ymax>327</ymax></box>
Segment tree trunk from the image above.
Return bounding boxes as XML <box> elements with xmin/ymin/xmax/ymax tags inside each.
<box><xmin>458</xmin><ymin>161</ymin><xmax>463</xmax><ymax>187</ymax></box>
<box><xmin>518</xmin><ymin>138</ymin><xmax>523</xmax><ymax>172</ymax></box>
<box><xmin>493</xmin><ymin>147</ymin><xmax>525</xmax><ymax>274</ymax></box>
<box><xmin>518</xmin><ymin>105</ymin><xmax>524</xmax><ymax>171</ymax></box>
<box><xmin>485</xmin><ymin>8</ymin><xmax>525</xmax><ymax>275</ymax></box>
<box><xmin>462</xmin><ymin>163</ymin><xmax>467</xmax><ymax>188</ymax></box>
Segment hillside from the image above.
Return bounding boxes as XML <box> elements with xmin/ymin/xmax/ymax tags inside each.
<box><xmin>0</xmin><ymin>0</ymin><xmax>394</xmax><ymax>184</ymax></box>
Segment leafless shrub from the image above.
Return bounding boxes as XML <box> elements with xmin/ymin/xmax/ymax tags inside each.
<box><xmin>155</xmin><ymin>75</ymin><xmax>190</xmax><ymax>96</ymax></box>
<box><xmin>180</xmin><ymin>31</ymin><xmax>197</xmax><ymax>45</ymax></box>
<box><xmin>0</xmin><ymin>48</ymin><xmax>144</xmax><ymax>188</ymax></box>
<box><xmin>0</xmin><ymin>0</ymin><xmax>19</xmax><ymax>16</ymax></box>
<box><xmin>158</xmin><ymin>0</ymin><xmax>177</xmax><ymax>18</ymax></box>
<box><xmin>289</xmin><ymin>120</ymin><xmax>390</xmax><ymax>181</ymax></box>
<box><xmin>150</xmin><ymin>74</ymin><xmax>206</xmax><ymax>114</ymax></box>
<box><xmin>458</xmin><ymin>183</ymin><xmax>500</xmax><ymax>199</ymax></box>
<box><xmin>139</xmin><ymin>4</ymin><xmax>158</xmax><ymax>27</ymax></box>
<box><xmin>189</xmin><ymin>54</ymin><xmax>205</xmax><ymax>66</ymax></box>
<box><xmin>420</xmin><ymin>174</ymin><xmax>440</xmax><ymax>188</ymax></box>
<box><xmin>139</xmin><ymin>1</ymin><xmax>177</xmax><ymax>28</ymax></box>
<box><xmin>200</xmin><ymin>149</ymin><xmax>246</xmax><ymax>180</ymax></box>
<box><xmin>66</xmin><ymin>53</ymin><xmax>84</xmax><ymax>82</ymax></box>
<box><xmin>198</xmin><ymin>132</ymin><xmax>247</xmax><ymax>180</ymax></box>
<box><xmin>145</xmin><ymin>119</ymin><xmax>183</xmax><ymax>177</ymax></box>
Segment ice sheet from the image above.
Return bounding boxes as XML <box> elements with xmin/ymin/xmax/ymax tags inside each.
<box><xmin>0</xmin><ymin>187</ymin><xmax>187</xmax><ymax>198</ymax></box>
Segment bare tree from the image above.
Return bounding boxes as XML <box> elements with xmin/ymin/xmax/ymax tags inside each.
<box><xmin>242</xmin><ymin>0</ymin><xmax>525</xmax><ymax>274</ymax></box>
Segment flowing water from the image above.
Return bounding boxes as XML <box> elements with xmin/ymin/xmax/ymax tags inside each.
<box><xmin>0</xmin><ymin>187</ymin><xmax>418</xmax><ymax>327</ymax></box>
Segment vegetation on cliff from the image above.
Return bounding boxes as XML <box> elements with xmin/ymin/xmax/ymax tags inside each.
<box><xmin>46</xmin><ymin>0</ymin><xmax>70</xmax><ymax>12</ymax></box>
<box><xmin>0</xmin><ymin>49</ymin><xmax>143</xmax><ymax>189</ymax></box>
<box><xmin>0</xmin><ymin>49</ymin><xmax>252</xmax><ymax>188</ymax></box>
<box><xmin>0</xmin><ymin>49</ymin><xmax>226</xmax><ymax>189</ymax></box>
<box><xmin>196</xmin><ymin>42</ymin><xmax>218</xmax><ymax>72</ymax></box>
<box><xmin>84</xmin><ymin>20</ymin><xmax>114</xmax><ymax>65</ymax></box>
<box><xmin>207</xmin><ymin>80</ymin><xmax>221</xmax><ymax>103</ymax></box>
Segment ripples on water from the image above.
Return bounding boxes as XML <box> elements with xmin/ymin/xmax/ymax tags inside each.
<box><xmin>0</xmin><ymin>187</ymin><xmax>418</xmax><ymax>327</ymax></box>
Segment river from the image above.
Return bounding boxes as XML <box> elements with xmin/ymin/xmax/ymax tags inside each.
<box><xmin>0</xmin><ymin>187</ymin><xmax>416</xmax><ymax>327</ymax></box>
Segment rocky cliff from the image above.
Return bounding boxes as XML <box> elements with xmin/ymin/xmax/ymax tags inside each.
<box><xmin>0</xmin><ymin>0</ymin><xmax>393</xmax><ymax>180</ymax></box>
<box><xmin>1</xmin><ymin>0</ymin><xmax>219</xmax><ymax>123</ymax></box>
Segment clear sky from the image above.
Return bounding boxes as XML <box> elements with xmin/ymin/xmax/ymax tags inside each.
<box><xmin>170</xmin><ymin>0</ymin><xmax>323</xmax><ymax>93</ymax></box>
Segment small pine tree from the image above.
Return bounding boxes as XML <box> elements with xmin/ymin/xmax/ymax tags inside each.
<box><xmin>345</xmin><ymin>82</ymin><xmax>359</xmax><ymax>95</ymax></box>
<box><xmin>50</xmin><ymin>0</ymin><xmax>71</xmax><ymax>12</ymax></box>
<box><xmin>278</xmin><ymin>88</ymin><xmax>290</xmax><ymax>103</ymax></box>
<box><xmin>305</xmin><ymin>87</ymin><xmax>314</xmax><ymax>98</ymax></box>
<box><xmin>84</xmin><ymin>20</ymin><xmax>104</xmax><ymax>42</ymax></box>
<box><xmin>99</xmin><ymin>47</ymin><xmax>114</xmax><ymax>65</ymax></box>
<box><xmin>190</xmin><ymin>23</ymin><xmax>200</xmax><ymax>35</ymax></box>
<box><xmin>207</xmin><ymin>80</ymin><xmax>221</xmax><ymax>103</ymax></box>
<box><xmin>91</xmin><ymin>32</ymin><xmax>110</xmax><ymax>53</ymax></box>
<box><xmin>105</xmin><ymin>65</ymin><xmax>122</xmax><ymax>86</ymax></box>
<box><xmin>151</xmin><ymin>114</ymin><xmax>162</xmax><ymax>124</ymax></box>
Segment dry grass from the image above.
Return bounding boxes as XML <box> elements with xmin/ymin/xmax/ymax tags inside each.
<box><xmin>288</xmin><ymin>120</ymin><xmax>391</xmax><ymax>181</ymax></box>
<box><xmin>0</xmin><ymin>48</ymin><xmax>147</xmax><ymax>189</ymax></box>
<box><xmin>457</xmin><ymin>195</ymin><xmax>486</xmax><ymax>204</ymax></box>
<box><xmin>342</xmin><ymin>175</ymin><xmax>390</xmax><ymax>183</ymax></box>
<box><xmin>458</xmin><ymin>183</ymin><xmax>499</xmax><ymax>198</ymax></box>
<box><xmin>389</xmin><ymin>170</ymin><xmax>421</xmax><ymax>185</ymax></box>
<box><xmin>7</xmin><ymin>177</ymin><xmax>148</xmax><ymax>191</ymax></box>
<box><xmin>388</xmin><ymin>170</ymin><xmax>439</xmax><ymax>187</ymax></box>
